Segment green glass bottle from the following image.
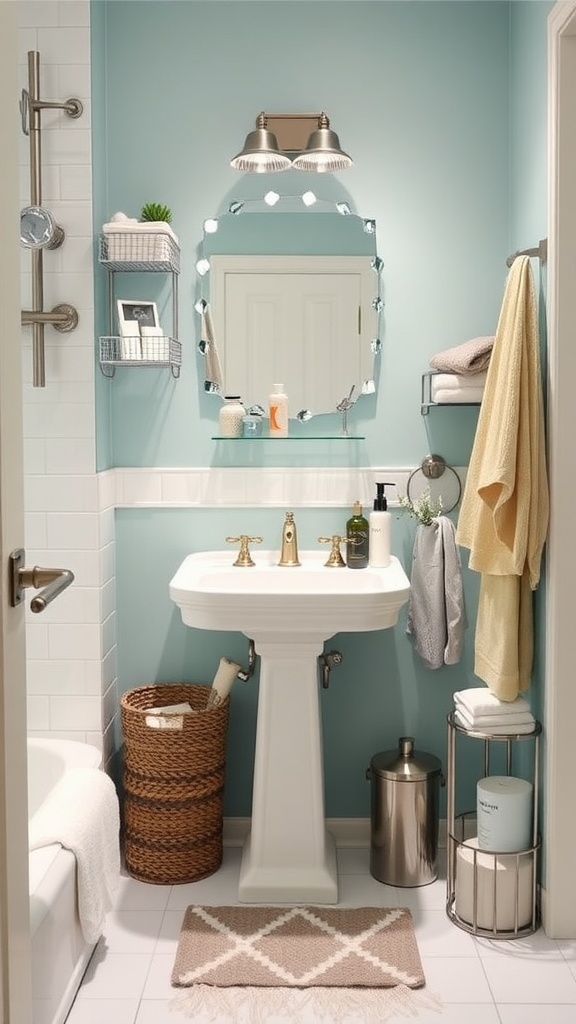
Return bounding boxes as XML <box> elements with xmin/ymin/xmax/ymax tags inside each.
<box><xmin>346</xmin><ymin>500</ymin><xmax>369</xmax><ymax>569</ymax></box>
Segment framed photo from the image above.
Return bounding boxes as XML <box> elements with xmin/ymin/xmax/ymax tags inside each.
<box><xmin>116</xmin><ymin>300</ymin><xmax>159</xmax><ymax>336</ymax></box>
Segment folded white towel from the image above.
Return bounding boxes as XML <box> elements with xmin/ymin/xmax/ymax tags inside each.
<box><xmin>431</xmin><ymin>386</ymin><xmax>485</xmax><ymax>404</ymax></box>
<box><xmin>432</xmin><ymin>372</ymin><xmax>488</xmax><ymax>391</ymax></box>
<box><xmin>454</xmin><ymin>687</ymin><xmax>531</xmax><ymax>716</ymax></box>
<box><xmin>430</xmin><ymin>335</ymin><xmax>495</xmax><ymax>374</ymax></box>
<box><xmin>454</xmin><ymin>708</ymin><xmax>536</xmax><ymax>735</ymax></box>
<box><xmin>103</xmin><ymin>220</ymin><xmax>179</xmax><ymax>244</ymax></box>
<box><xmin>454</xmin><ymin>706</ymin><xmax>534</xmax><ymax>729</ymax></box>
<box><xmin>29</xmin><ymin>767</ymin><xmax>120</xmax><ymax>944</ymax></box>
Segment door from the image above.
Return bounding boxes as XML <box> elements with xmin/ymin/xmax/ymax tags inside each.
<box><xmin>0</xmin><ymin>4</ymin><xmax>33</xmax><ymax>1020</ymax></box>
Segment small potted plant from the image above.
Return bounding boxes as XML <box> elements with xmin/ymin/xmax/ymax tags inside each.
<box><xmin>140</xmin><ymin>201</ymin><xmax>173</xmax><ymax>226</ymax></box>
<box><xmin>133</xmin><ymin>201</ymin><xmax>178</xmax><ymax>263</ymax></box>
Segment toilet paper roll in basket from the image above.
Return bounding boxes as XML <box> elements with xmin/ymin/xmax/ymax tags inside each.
<box><xmin>477</xmin><ymin>776</ymin><xmax>533</xmax><ymax>852</ymax></box>
<box><xmin>455</xmin><ymin>837</ymin><xmax>534</xmax><ymax>932</ymax></box>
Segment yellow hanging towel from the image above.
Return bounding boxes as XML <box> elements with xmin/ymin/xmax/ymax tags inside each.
<box><xmin>456</xmin><ymin>255</ymin><xmax>549</xmax><ymax>701</ymax></box>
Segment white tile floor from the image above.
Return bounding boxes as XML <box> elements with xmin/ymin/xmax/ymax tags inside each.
<box><xmin>65</xmin><ymin>846</ymin><xmax>576</xmax><ymax>1024</ymax></box>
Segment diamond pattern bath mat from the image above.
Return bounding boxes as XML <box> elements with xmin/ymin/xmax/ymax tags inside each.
<box><xmin>171</xmin><ymin>905</ymin><xmax>425</xmax><ymax>989</ymax></box>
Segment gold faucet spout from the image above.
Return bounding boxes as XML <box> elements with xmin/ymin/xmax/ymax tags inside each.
<box><xmin>278</xmin><ymin>512</ymin><xmax>301</xmax><ymax>566</ymax></box>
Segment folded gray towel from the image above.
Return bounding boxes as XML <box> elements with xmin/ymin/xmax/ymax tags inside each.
<box><xmin>430</xmin><ymin>335</ymin><xmax>495</xmax><ymax>375</ymax></box>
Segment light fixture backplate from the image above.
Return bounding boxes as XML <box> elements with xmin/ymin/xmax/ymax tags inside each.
<box><xmin>264</xmin><ymin>114</ymin><xmax>320</xmax><ymax>152</ymax></box>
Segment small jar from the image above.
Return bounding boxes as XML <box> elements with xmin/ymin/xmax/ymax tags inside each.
<box><xmin>242</xmin><ymin>414</ymin><xmax>263</xmax><ymax>438</ymax></box>
<box><xmin>218</xmin><ymin>395</ymin><xmax>245</xmax><ymax>437</ymax></box>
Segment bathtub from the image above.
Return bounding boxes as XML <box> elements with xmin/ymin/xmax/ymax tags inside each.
<box><xmin>28</xmin><ymin>738</ymin><xmax>102</xmax><ymax>1024</ymax></box>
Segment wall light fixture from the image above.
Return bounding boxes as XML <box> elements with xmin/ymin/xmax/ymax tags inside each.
<box><xmin>230</xmin><ymin>112</ymin><xmax>353</xmax><ymax>173</ymax></box>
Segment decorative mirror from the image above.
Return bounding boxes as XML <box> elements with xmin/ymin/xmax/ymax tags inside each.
<box><xmin>195</xmin><ymin>194</ymin><xmax>383</xmax><ymax>420</ymax></box>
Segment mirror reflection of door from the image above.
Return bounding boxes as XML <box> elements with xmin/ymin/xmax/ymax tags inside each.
<box><xmin>200</xmin><ymin>209</ymin><xmax>381</xmax><ymax>417</ymax></box>
<box><xmin>211</xmin><ymin>255</ymin><xmax>376</xmax><ymax>415</ymax></box>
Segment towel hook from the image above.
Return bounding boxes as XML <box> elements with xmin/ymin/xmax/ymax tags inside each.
<box><xmin>406</xmin><ymin>454</ymin><xmax>462</xmax><ymax>514</ymax></box>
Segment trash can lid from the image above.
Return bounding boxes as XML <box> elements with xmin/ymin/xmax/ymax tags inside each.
<box><xmin>370</xmin><ymin>736</ymin><xmax>442</xmax><ymax>781</ymax></box>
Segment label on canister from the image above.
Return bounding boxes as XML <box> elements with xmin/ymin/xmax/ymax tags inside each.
<box><xmin>477</xmin><ymin>776</ymin><xmax>533</xmax><ymax>852</ymax></box>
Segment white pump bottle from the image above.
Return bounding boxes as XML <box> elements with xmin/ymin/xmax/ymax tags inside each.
<box><xmin>369</xmin><ymin>482</ymin><xmax>393</xmax><ymax>567</ymax></box>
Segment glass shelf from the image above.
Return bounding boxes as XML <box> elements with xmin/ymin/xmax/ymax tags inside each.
<box><xmin>211</xmin><ymin>434</ymin><xmax>366</xmax><ymax>441</ymax></box>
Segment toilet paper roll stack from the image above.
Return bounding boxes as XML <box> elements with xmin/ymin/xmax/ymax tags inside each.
<box><xmin>455</xmin><ymin>838</ymin><xmax>534</xmax><ymax>931</ymax></box>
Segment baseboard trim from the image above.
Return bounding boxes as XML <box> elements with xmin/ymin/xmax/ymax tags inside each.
<box><xmin>223</xmin><ymin>817</ymin><xmax>462</xmax><ymax>849</ymax></box>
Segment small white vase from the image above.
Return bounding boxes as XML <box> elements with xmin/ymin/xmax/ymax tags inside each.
<box><xmin>218</xmin><ymin>396</ymin><xmax>245</xmax><ymax>437</ymax></box>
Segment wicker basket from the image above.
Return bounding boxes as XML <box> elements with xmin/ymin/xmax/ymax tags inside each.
<box><xmin>120</xmin><ymin>683</ymin><xmax>230</xmax><ymax>885</ymax></box>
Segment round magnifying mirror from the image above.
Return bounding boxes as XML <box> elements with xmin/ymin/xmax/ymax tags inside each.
<box><xmin>20</xmin><ymin>206</ymin><xmax>65</xmax><ymax>250</ymax></box>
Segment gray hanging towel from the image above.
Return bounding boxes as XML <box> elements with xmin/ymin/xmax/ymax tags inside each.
<box><xmin>406</xmin><ymin>516</ymin><xmax>467</xmax><ymax>670</ymax></box>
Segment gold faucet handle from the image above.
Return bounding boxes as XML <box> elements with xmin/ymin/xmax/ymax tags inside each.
<box><xmin>318</xmin><ymin>535</ymin><xmax>347</xmax><ymax>567</ymax></box>
<box><xmin>226</xmin><ymin>535</ymin><xmax>263</xmax><ymax>567</ymax></box>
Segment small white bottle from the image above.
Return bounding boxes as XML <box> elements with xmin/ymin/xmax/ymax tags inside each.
<box><xmin>269</xmin><ymin>384</ymin><xmax>288</xmax><ymax>437</ymax></box>
<box><xmin>369</xmin><ymin>482</ymin><xmax>393</xmax><ymax>567</ymax></box>
<box><xmin>218</xmin><ymin>395</ymin><xmax>245</xmax><ymax>437</ymax></box>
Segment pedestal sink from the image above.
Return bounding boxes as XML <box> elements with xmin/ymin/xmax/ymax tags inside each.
<box><xmin>169</xmin><ymin>549</ymin><xmax>410</xmax><ymax>903</ymax></box>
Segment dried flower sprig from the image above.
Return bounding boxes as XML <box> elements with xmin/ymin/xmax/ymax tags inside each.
<box><xmin>398</xmin><ymin>488</ymin><xmax>443</xmax><ymax>526</ymax></box>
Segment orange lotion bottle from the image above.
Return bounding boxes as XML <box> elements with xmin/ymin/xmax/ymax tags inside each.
<box><xmin>269</xmin><ymin>383</ymin><xmax>288</xmax><ymax>437</ymax></box>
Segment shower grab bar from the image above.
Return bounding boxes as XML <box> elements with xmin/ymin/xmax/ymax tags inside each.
<box><xmin>506</xmin><ymin>238</ymin><xmax>548</xmax><ymax>268</ymax></box>
<box><xmin>20</xmin><ymin>51</ymin><xmax>82</xmax><ymax>387</ymax></box>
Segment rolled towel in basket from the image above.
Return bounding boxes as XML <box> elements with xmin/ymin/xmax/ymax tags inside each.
<box><xmin>430</xmin><ymin>336</ymin><xmax>495</xmax><ymax>374</ymax></box>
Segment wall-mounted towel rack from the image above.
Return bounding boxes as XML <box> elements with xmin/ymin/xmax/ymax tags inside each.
<box><xmin>20</xmin><ymin>51</ymin><xmax>82</xmax><ymax>387</ymax></box>
<box><xmin>506</xmin><ymin>238</ymin><xmax>548</xmax><ymax>268</ymax></box>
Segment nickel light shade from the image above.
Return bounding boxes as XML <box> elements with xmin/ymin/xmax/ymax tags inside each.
<box><xmin>291</xmin><ymin>113</ymin><xmax>353</xmax><ymax>172</ymax></box>
<box><xmin>230</xmin><ymin>113</ymin><xmax>292</xmax><ymax>173</ymax></box>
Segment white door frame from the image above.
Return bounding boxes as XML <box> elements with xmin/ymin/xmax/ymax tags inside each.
<box><xmin>542</xmin><ymin>0</ymin><xmax>576</xmax><ymax>938</ymax></box>
<box><xmin>0</xmin><ymin>3</ymin><xmax>33</xmax><ymax>1018</ymax></box>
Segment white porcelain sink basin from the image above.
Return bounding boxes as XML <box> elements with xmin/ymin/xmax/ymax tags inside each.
<box><xmin>169</xmin><ymin>549</ymin><xmax>410</xmax><ymax>639</ymax></box>
<box><xmin>169</xmin><ymin>546</ymin><xmax>410</xmax><ymax>905</ymax></box>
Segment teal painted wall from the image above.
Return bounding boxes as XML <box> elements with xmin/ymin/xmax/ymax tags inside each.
<box><xmin>94</xmin><ymin>0</ymin><xmax>510</xmax><ymax>469</ymax></box>
<box><xmin>94</xmin><ymin>1</ymin><xmax>552</xmax><ymax>819</ymax></box>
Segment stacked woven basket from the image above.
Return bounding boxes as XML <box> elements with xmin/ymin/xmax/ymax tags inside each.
<box><xmin>120</xmin><ymin>683</ymin><xmax>230</xmax><ymax>885</ymax></box>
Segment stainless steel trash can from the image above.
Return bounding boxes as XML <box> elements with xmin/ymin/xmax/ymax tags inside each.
<box><xmin>367</xmin><ymin>736</ymin><xmax>442</xmax><ymax>887</ymax></box>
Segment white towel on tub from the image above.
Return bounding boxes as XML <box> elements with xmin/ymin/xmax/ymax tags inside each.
<box><xmin>29</xmin><ymin>767</ymin><xmax>120</xmax><ymax>944</ymax></box>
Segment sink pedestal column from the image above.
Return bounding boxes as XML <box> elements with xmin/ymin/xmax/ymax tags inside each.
<box><xmin>239</xmin><ymin>636</ymin><xmax>338</xmax><ymax>904</ymax></box>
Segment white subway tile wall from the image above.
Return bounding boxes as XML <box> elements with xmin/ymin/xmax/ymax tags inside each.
<box><xmin>19</xmin><ymin>1</ymin><xmax>118</xmax><ymax>759</ymax></box>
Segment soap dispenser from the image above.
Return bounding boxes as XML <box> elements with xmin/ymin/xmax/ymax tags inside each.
<box><xmin>369</xmin><ymin>482</ymin><xmax>393</xmax><ymax>568</ymax></box>
<box><xmin>346</xmin><ymin>501</ymin><xmax>369</xmax><ymax>569</ymax></box>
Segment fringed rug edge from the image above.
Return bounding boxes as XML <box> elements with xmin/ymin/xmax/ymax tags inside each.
<box><xmin>169</xmin><ymin>982</ymin><xmax>443</xmax><ymax>1023</ymax></box>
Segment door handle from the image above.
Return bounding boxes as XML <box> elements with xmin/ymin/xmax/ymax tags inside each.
<box><xmin>9</xmin><ymin>548</ymin><xmax>74</xmax><ymax>613</ymax></box>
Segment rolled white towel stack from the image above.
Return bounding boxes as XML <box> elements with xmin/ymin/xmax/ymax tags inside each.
<box><xmin>453</xmin><ymin>687</ymin><xmax>535</xmax><ymax>734</ymax></box>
